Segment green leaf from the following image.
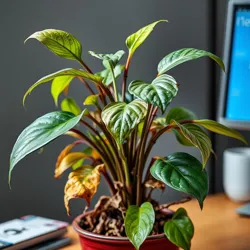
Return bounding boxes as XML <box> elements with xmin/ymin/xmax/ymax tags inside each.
<box><xmin>9</xmin><ymin>111</ymin><xmax>85</xmax><ymax>183</ymax></box>
<box><xmin>128</xmin><ymin>74</ymin><xmax>178</xmax><ymax>113</ymax></box>
<box><xmin>158</xmin><ymin>48</ymin><xmax>225</xmax><ymax>75</ymax></box>
<box><xmin>166</xmin><ymin>107</ymin><xmax>197</xmax><ymax>124</ymax></box>
<box><xmin>83</xmin><ymin>94</ymin><xmax>99</xmax><ymax>107</ymax></box>
<box><xmin>89</xmin><ymin>50</ymin><xmax>125</xmax><ymax>68</ymax></box>
<box><xmin>51</xmin><ymin>76</ymin><xmax>74</xmax><ymax>106</ymax></box>
<box><xmin>61</xmin><ymin>98</ymin><xmax>81</xmax><ymax>116</ymax></box>
<box><xmin>166</xmin><ymin>107</ymin><xmax>198</xmax><ymax>146</ymax></box>
<box><xmin>164</xmin><ymin>208</ymin><xmax>194</xmax><ymax>250</ymax></box>
<box><xmin>101</xmin><ymin>100</ymin><xmax>148</xmax><ymax>144</ymax></box>
<box><xmin>150</xmin><ymin>152</ymin><xmax>208</xmax><ymax>209</ymax></box>
<box><xmin>125</xmin><ymin>202</ymin><xmax>155</xmax><ymax>250</ymax></box>
<box><xmin>172</xmin><ymin>121</ymin><xmax>212</xmax><ymax>167</ymax></box>
<box><xmin>126</xmin><ymin>20</ymin><xmax>167</xmax><ymax>56</ymax></box>
<box><xmin>193</xmin><ymin>119</ymin><xmax>247</xmax><ymax>144</ymax></box>
<box><xmin>96</xmin><ymin>64</ymin><xmax>124</xmax><ymax>86</ymax></box>
<box><xmin>25</xmin><ymin>29</ymin><xmax>82</xmax><ymax>61</ymax></box>
<box><xmin>23</xmin><ymin>68</ymin><xmax>102</xmax><ymax>105</ymax></box>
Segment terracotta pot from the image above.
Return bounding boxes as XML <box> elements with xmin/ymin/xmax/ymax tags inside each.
<box><xmin>73</xmin><ymin>212</ymin><xmax>178</xmax><ymax>250</ymax></box>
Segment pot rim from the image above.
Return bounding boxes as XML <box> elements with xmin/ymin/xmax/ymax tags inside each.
<box><xmin>72</xmin><ymin>211</ymin><xmax>167</xmax><ymax>241</ymax></box>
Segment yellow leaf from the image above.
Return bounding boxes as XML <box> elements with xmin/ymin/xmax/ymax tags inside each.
<box><xmin>55</xmin><ymin>152</ymin><xmax>90</xmax><ymax>178</ymax></box>
<box><xmin>64</xmin><ymin>164</ymin><xmax>104</xmax><ymax>215</ymax></box>
<box><xmin>64</xmin><ymin>130</ymin><xmax>83</xmax><ymax>139</ymax></box>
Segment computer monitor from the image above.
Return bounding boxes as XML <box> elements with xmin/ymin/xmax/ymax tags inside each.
<box><xmin>218</xmin><ymin>0</ymin><xmax>250</xmax><ymax>129</ymax></box>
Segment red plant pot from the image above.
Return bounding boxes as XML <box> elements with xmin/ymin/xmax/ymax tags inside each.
<box><xmin>73</xmin><ymin>213</ymin><xmax>178</xmax><ymax>250</ymax></box>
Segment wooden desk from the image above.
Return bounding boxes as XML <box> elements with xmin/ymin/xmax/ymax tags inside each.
<box><xmin>63</xmin><ymin>194</ymin><xmax>250</xmax><ymax>250</ymax></box>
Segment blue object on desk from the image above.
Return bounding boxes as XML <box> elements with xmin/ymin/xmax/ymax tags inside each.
<box><xmin>236</xmin><ymin>203</ymin><xmax>250</xmax><ymax>216</ymax></box>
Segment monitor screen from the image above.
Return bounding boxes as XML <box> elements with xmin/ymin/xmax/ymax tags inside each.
<box><xmin>225</xmin><ymin>7</ymin><xmax>250</xmax><ymax>121</ymax></box>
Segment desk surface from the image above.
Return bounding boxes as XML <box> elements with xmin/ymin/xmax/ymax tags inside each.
<box><xmin>63</xmin><ymin>194</ymin><xmax>250</xmax><ymax>250</ymax></box>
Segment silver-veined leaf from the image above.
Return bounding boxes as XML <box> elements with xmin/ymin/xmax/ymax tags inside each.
<box><xmin>125</xmin><ymin>202</ymin><xmax>155</xmax><ymax>250</ymax></box>
<box><xmin>9</xmin><ymin>110</ymin><xmax>86</xmax><ymax>183</ymax></box>
<box><xmin>23</xmin><ymin>68</ymin><xmax>102</xmax><ymax>105</ymax></box>
<box><xmin>128</xmin><ymin>74</ymin><xmax>178</xmax><ymax>113</ymax></box>
<box><xmin>96</xmin><ymin>64</ymin><xmax>124</xmax><ymax>85</ymax></box>
<box><xmin>101</xmin><ymin>100</ymin><xmax>148</xmax><ymax>144</ymax></box>
<box><xmin>126</xmin><ymin>20</ymin><xmax>167</xmax><ymax>56</ymax></box>
<box><xmin>51</xmin><ymin>76</ymin><xmax>74</xmax><ymax>106</ymax></box>
<box><xmin>164</xmin><ymin>208</ymin><xmax>194</xmax><ymax>250</ymax></box>
<box><xmin>158</xmin><ymin>48</ymin><xmax>225</xmax><ymax>75</ymax></box>
<box><xmin>25</xmin><ymin>29</ymin><xmax>82</xmax><ymax>61</ymax></box>
<box><xmin>150</xmin><ymin>152</ymin><xmax>208</xmax><ymax>209</ymax></box>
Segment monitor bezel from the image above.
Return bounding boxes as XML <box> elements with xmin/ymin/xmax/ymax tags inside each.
<box><xmin>218</xmin><ymin>0</ymin><xmax>250</xmax><ymax>129</ymax></box>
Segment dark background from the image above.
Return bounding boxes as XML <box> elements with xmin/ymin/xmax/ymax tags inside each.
<box><xmin>0</xmin><ymin>0</ymin><xmax>247</xmax><ymax>222</ymax></box>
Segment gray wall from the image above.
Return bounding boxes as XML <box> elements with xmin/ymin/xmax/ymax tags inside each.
<box><xmin>215</xmin><ymin>0</ymin><xmax>250</xmax><ymax>192</ymax></box>
<box><xmin>1</xmin><ymin>0</ymin><xmax>214</xmax><ymax>222</ymax></box>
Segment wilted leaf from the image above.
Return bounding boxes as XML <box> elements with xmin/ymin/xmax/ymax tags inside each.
<box><xmin>64</xmin><ymin>164</ymin><xmax>104</xmax><ymax>215</ymax></box>
<box><xmin>101</xmin><ymin>100</ymin><xmax>148</xmax><ymax>144</ymax></box>
<box><xmin>125</xmin><ymin>202</ymin><xmax>155</xmax><ymax>250</ymax></box>
<box><xmin>55</xmin><ymin>150</ymin><xmax>90</xmax><ymax>178</ymax></box>
<box><xmin>25</xmin><ymin>29</ymin><xmax>82</xmax><ymax>61</ymax></box>
<box><xmin>158</xmin><ymin>48</ymin><xmax>225</xmax><ymax>75</ymax></box>
<box><xmin>164</xmin><ymin>208</ymin><xmax>194</xmax><ymax>250</ymax></box>
<box><xmin>128</xmin><ymin>74</ymin><xmax>178</xmax><ymax>113</ymax></box>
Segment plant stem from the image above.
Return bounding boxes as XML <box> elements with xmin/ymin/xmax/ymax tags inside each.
<box><xmin>102</xmin><ymin>169</ymin><xmax>116</xmax><ymax>195</ymax></box>
<box><xmin>136</xmin><ymin>105</ymin><xmax>154</xmax><ymax>206</ymax></box>
<box><xmin>144</xmin><ymin>119</ymin><xmax>194</xmax><ymax>163</ymax></box>
<box><xmin>77</xmin><ymin>77</ymin><xmax>95</xmax><ymax>95</ymax></box>
<box><xmin>122</xmin><ymin>55</ymin><xmax>131</xmax><ymax>101</ymax></box>
<box><xmin>79</xmin><ymin>59</ymin><xmax>93</xmax><ymax>74</ymax></box>
<box><xmin>109</xmin><ymin>65</ymin><xmax>119</xmax><ymax>101</ymax></box>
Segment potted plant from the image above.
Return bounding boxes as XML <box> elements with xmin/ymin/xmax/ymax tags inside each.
<box><xmin>9</xmin><ymin>20</ymin><xmax>246</xmax><ymax>250</ymax></box>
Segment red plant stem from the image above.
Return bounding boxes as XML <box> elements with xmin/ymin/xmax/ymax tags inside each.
<box><xmin>144</xmin><ymin>120</ymin><xmax>195</xmax><ymax>167</ymax></box>
<box><xmin>79</xmin><ymin>59</ymin><xmax>93</xmax><ymax>74</ymax></box>
<box><xmin>102</xmin><ymin>169</ymin><xmax>116</xmax><ymax>196</ymax></box>
<box><xmin>77</xmin><ymin>77</ymin><xmax>95</xmax><ymax>95</ymax></box>
<box><xmin>122</xmin><ymin>56</ymin><xmax>131</xmax><ymax>101</ymax></box>
<box><xmin>136</xmin><ymin>105</ymin><xmax>154</xmax><ymax>205</ymax></box>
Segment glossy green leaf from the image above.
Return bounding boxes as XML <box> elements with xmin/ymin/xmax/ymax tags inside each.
<box><xmin>125</xmin><ymin>202</ymin><xmax>155</xmax><ymax>250</ymax></box>
<box><xmin>164</xmin><ymin>208</ymin><xmax>194</xmax><ymax>250</ymax></box>
<box><xmin>128</xmin><ymin>74</ymin><xmax>178</xmax><ymax>113</ymax></box>
<box><xmin>51</xmin><ymin>76</ymin><xmax>74</xmax><ymax>106</ymax></box>
<box><xmin>158</xmin><ymin>48</ymin><xmax>225</xmax><ymax>75</ymax></box>
<box><xmin>61</xmin><ymin>98</ymin><xmax>81</xmax><ymax>116</ymax></box>
<box><xmin>101</xmin><ymin>100</ymin><xmax>148</xmax><ymax>144</ymax></box>
<box><xmin>166</xmin><ymin>107</ymin><xmax>197</xmax><ymax>146</ymax></box>
<box><xmin>193</xmin><ymin>119</ymin><xmax>247</xmax><ymax>144</ymax></box>
<box><xmin>25</xmin><ymin>29</ymin><xmax>82</xmax><ymax>61</ymax></box>
<box><xmin>166</xmin><ymin>107</ymin><xmax>197</xmax><ymax>124</ymax></box>
<box><xmin>126</xmin><ymin>20</ymin><xmax>167</xmax><ymax>56</ymax></box>
<box><xmin>23</xmin><ymin>68</ymin><xmax>102</xmax><ymax>105</ymax></box>
<box><xmin>150</xmin><ymin>152</ymin><xmax>208</xmax><ymax>209</ymax></box>
<box><xmin>172</xmin><ymin>121</ymin><xmax>212</xmax><ymax>167</ymax></box>
<box><xmin>9</xmin><ymin>111</ymin><xmax>85</xmax><ymax>183</ymax></box>
<box><xmin>96</xmin><ymin>64</ymin><xmax>124</xmax><ymax>85</ymax></box>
